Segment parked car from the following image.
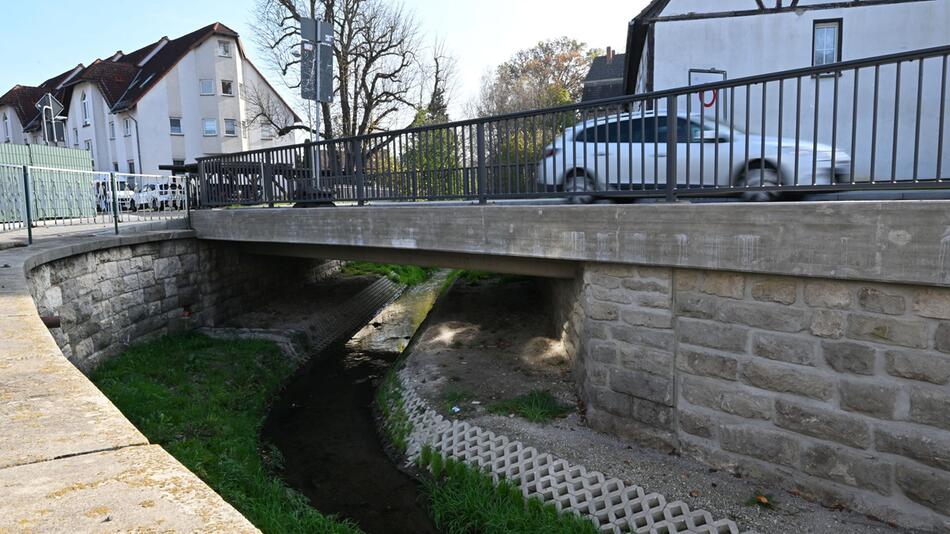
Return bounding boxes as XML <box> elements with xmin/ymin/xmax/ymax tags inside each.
<box><xmin>537</xmin><ymin>110</ymin><xmax>852</xmax><ymax>201</ymax></box>
<box><xmin>95</xmin><ymin>179</ymin><xmax>135</xmax><ymax>212</ymax></box>
<box><xmin>134</xmin><ymin>184</ymin><xmax>157</xmax><ymax>210</ymax></box>
<box><xmin>152</xmin><ymin>180</ymin><xmax>184</xmax><ymax>210</ymax></box>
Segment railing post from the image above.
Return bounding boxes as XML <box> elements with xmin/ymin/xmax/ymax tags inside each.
<box><xmin>21</xmin><ymin>165</ymin><xmax>32</xmax><ymax>245</ymax></box>
<box><xmin>198</xmin><ymin>160</ymin><xmax>210</xmax><ymax>207</ymax></box>
<box><xmin>354</xmin><ymin>138</ymin><xmax>365</xmax><ymax>206</ymax></box>
<box><xmin>665</xmin><ymin>95</ymin><xmax>678</xmax><ymax>203</ymax></box>
<box><xmin>109</xmin><ymin>172</ymin><xmax>120</xmax><ymax>235</ymax></box>
<box><xmin>263</xmin><ymin>152</ymin><xmax>274</xmax><ymax>207</ymax></box>
<box><xmin>476</xmin><ymin>123</ymin><xmax>487</xmax><ymax>204</ymax></box>
<box><xmin>184</xmin><ymin>173</ymin><xmax>192</xmax><ymax>229</ymax></box>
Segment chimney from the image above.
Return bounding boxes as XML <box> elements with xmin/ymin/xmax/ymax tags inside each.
<box><xmin>606</xmin><ymin>46</ymin><xmax>615</xmax><ymax>63</ymax></box>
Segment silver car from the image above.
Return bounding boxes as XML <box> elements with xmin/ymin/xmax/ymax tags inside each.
<box><xmin>537</xmin><ymin>110</ymin><xmax>851</xmax><ymax>201</ymax></box>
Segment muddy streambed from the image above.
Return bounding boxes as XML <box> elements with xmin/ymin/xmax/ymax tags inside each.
<box><xmin>261</xmin><ymin>345</ymin><xmax>437</xmax><ymax>534</ymax></box>
<box><xmin>260</xmin><ymin>274</ymin><xmax>447</xmax><ymax>534</ymax></box>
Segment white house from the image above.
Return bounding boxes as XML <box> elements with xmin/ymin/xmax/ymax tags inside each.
<box><xmin>624</xmin><ymin>0</ymin><xmax>950</xmax><ymax>180</ymax></box>
<box><xmin>0</xmin><ymin>22</ymin><xmax>299</xmax><ymax>175</ymax></box>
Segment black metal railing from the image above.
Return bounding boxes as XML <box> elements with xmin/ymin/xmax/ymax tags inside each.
<box><xmin>196</xmin><ymin>44</ymin><xmax>950</xmax><ymax>206</ymax></box>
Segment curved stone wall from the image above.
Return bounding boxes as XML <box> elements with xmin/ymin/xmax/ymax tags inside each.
<box><xmin>27</xmin><ymin>236</ymin><xmax>319</xmax><ymax>373</ymax></box>
<box><xmin>0</xmin><ymin>229</ymin><xmax>325</xmax><ymax>531</ymax></box>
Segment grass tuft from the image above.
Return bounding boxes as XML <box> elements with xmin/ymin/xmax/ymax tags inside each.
<box><xmin>418</xmin><ymin>446</ymin><xmax>599</xmax><ymax>534</ymax></box>
<box><xmin>375</xmin><ymin>370</ymin><xmax>413</xmax><ymax>453</ymax></box>
<box><xmin>341</xmin><ymin>261</ymin><xmax>435</xmax><ymax>286</ymax></box>
<box><xmin>488</xmin><ymin>390</ymin><xmax>573</xmax><ymax>423</ymax></box>
<box><xmin>91</xmin><ymin>333</ymin><xmax>361</xmax><ymax>534</ymax></box>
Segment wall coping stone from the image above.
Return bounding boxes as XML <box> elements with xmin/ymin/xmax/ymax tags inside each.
<box><xmin>0</xmin><ymin>227</ymin><xmax>258</xmax><ymax>532</ymax></box>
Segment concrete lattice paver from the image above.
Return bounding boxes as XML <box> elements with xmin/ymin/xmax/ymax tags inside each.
<box><xmin>397</xmin><ymin>370</ymin><xmax>743</xmax><ymax>534</ymax></box>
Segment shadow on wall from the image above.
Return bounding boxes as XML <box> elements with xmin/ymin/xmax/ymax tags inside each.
<box><xmin>27</xmin><ymin>238</ymin><xmax>331</xmax><ymax>374</ymax></box>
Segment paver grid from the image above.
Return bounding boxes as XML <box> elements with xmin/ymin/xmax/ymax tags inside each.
<box><xmin>397</xmin><ymin>370</ymin><xmax>743</xmax><ymax>534</ymax></box>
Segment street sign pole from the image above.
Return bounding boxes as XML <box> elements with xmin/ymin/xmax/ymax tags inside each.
<box><xmin>301</xmin><ymin>18</ymin><xmax>333</xmax><ymax>195</ymax></box>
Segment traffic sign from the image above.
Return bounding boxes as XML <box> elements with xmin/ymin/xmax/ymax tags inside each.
<box><xmin>35</xmin><ymin>92</ymin><xmax>64</xmax><ymax>118</ymax></box>
<box><xmin>300</xmin><ymin>18</ymin><xmax>333</xmax><ymax>103</ymax></box>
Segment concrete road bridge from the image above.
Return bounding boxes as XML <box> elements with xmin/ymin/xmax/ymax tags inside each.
<box><xmin>3</xmin><ymin>43</ymin><xmax>950</xmax><ymax>532</ymax></box>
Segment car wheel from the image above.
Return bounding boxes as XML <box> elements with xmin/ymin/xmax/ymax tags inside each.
<box><xmin>736</xmin><ymin>164</ymin><xmax>781</xmax><ymax>202</ymax></box>
<box><xmin>565</xmin><ymin>171</ymin><xmax>595</xmax><ymax>204</ymax></box>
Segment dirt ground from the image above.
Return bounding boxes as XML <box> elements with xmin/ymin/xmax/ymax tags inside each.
<box><xmin>403</xmin><ymin>275</ymin><xmax>913</xmax><ymax>534</ymax></box>
<box><xmin>404</xmin><ymin>276</ymin><xmax>578</xmax><ymax>417</ymax></box>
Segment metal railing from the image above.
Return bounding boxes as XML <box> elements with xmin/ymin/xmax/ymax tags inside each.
<box><xmin>199</xmin><ymin>44</ymin><xmax>949</xmax><ymax>205</ymax></box>
<box><xmin>0</xmin><ymin>164</ymin><xmax>190</xmax><ymax>244</ymax></box>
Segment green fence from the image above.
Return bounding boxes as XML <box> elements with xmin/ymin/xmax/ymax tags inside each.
<box><xmin>0</xmin><ymin>144</ymin><xmax>95</xmax><ymax>223</ymax></box>
<box><xmin>0</xmin><ymin>143</ymin><xmax>93</xmax><ymax>171</ymax></box>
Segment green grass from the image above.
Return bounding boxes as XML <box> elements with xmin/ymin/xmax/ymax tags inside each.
<box><xmin>91</xmin><ymin>333</ymin><xmax>361</xmax><ymax>534</ymax></box>
<box><xmin>488</xmin><ymin>391</ymin><xmax>573</xmax><ymax>423</ymax></box>
<box><xmin>375</xmin><ymin>370</ymin><xmax>413</xmax><ymax>454</ymax></box>
<box><xmin>341</xmin><ymin>261</ymin><xmax>435</xmax><ymax>286</ymax></box>
<box><xmin>417</xmin><ymin>446</ymin><xmax>599</xmax><ymax>534</ymax></box>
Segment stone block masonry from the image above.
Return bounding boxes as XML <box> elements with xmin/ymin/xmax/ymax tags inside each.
<box><xmin>574</xmin><ymin>264</ymin><xmax>950</xmax><ymax>532</ymax></box>
<box><xmin>28</xmin><ymin>238</ymin><xmax>327</xmax><ymax>373</ymax></box>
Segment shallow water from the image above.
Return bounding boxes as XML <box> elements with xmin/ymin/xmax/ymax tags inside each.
<box><xmin>261</xmin><ymin>345</ymin><xmax>438</xmax><ymax>534</ymax></box>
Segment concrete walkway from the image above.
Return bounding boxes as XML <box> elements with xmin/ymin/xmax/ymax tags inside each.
<box><xmin>0</xmin><ymin>222</ymin><xmax>257</xmax><ymax>533</ymax></box>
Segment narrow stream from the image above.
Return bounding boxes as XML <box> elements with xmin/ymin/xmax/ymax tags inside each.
<box><xmin>261</xmin><ymin>275</ymin><xmax>448</xmax><ymax>534</ymax></box>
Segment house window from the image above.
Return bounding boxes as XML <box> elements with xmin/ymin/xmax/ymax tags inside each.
<box><xmin>124</xmin><ymin>118</ymin><xmax>132</xmax><ymax>137</ymax></box>
<box><xmin>2</xmin><ymin>113</ymin><xmax>9</xmax><ymax>142</ymax></box>
<box><xmin>260</xmin><ymin>124</ymin><xmax>274</xmax><ymax>140</ymax></box>
<box><xmin>172</xmin><ymin>159</ymin><xmax>185</xmax><ymax>166</ymax></box>
<box><xmin>202</xmin><ymin>118</ymin><xmax>218</xmax><ymax>136</ymax></box>
<box><xmin>221</xmin><ymin>80</ymin><xmax>234</xmax><ymax>96</ymax></box>
<box><xmin>113</xmin><ymin>162</ymin><xmax>119</xmax><ymax>172</ymax></box>
<box><xmin>81</xmin><ymin>92</ymin><xmax>90</xmax><ymax>125</ymax></box>
<box><xmin>217</xmin><ymin>40</ymin><xmax>232</xmax><ymax>57</ymax></box>
<box><xmin>128</xmin><ymin>160</ymin><xmax>135</xmax><ymax>174</ymax></box>
<box><xmin>224</xmin><ymin>118</ymin><xmax>237</xmax><ymax>136</ymax></box>
<box><xmin>200</xmin><ymin>79</ymin><xmax>215</xmax><ymax>95</ymax></box>
<box><xmin>813</xmin><ymin>20</ymin><xmax>842</xmax><ymax>67</ymax></box>
<box><xmin>84</xmin><ymin>139</ymin><xmax>92</xmax><ymax>152</ymax></box>
<box><xmin>108</xmin><ymin>121</ymin><xmax>115</xmax><ymax>139</ymax></box>
<box><xmin>72</xmin><ymin>128</ymin><xmax>78</xmax><ymax>147</ymax></box>
<box><xmin>169</xmin><ymin>117</ymin><xmax>182</xmax><ymax>135</ymax></box>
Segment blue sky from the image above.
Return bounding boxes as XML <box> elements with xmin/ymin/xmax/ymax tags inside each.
<box><xmin>0</xmin><ymin>0</ymin><xmax>647</xmax><ymax>116</ymax></box>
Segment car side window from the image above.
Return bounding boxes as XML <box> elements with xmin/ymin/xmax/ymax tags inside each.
<box><xmin>577</xmin><ymin>119</ymin><xmax>649</xmax><ymax>143</ymax></box>
<box><xmin>576</xmin><ymin>123</ymin><xmax>613</xmax><ymax>143</ymax></box>
<box><xmin>651</xmin><ymin>117</ymin><xmax>699</xmax><ymax>143</ymax></box>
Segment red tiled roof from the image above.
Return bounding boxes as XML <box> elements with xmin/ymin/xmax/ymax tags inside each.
<box><xmin>68</xmin><ymin>59</ymin><xmax>137</xmax><ymax>107</ymax></box>
<box><xmin>0</xmin><ymin>85</ymin><xmax>47</xmax><ymax>126</ymax></box>
<box><xmin>2</xmin><ymin>22</ymin><xmax>298</xmax><ymax>130</ymax></box>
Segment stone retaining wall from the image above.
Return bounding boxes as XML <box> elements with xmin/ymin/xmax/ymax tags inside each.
<box><xmin>575</xmin><ymin>263</ymin><xmax>950</xmax><ymax>532</ymax></box>
<box><xmin>28</xmin><ymin>238</ymin><xmax>326</xmax><ymax>373</ymax></box>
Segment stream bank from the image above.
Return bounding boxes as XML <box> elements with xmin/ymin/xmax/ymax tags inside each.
<box><xmin>260</xmin><ymin>273</ymin><xmax>449</xmax><ymax>534</ymax></box>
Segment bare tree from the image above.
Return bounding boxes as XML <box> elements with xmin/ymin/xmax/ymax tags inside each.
<box><xmin>244</xmin><ymin>82</ymin><xmax>300</xmax><ymax>136</ymax></box>
<box><xmin>251</xmin><ymin>0</ymin><xmax>453</xmax><ymax>140</ymax></box>
<box><xmin>470</xmin><ymin>37</ymin><xmax>599</xmax><ymax>117</ymax></box>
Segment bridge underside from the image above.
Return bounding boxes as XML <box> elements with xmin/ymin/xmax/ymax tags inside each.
<box><xmin>191</xmin><ymin>202</ymin><xmax>950</xmax><ymax>287</ymax></box>
<box><xmin>241</xmin><ymin>241</ymin><xmax>580</xmax><ymax>279</ymax></box>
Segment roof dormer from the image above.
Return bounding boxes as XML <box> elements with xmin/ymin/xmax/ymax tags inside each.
<box><xmin>57</xmin><ymin>64</ymin><xmax>85</xmax><ymax>89</ymax></box>
<box><xmin>137</xmin><ymin>37</ymin><xmax>169</xmax><ymax>67</ymax></box>
<box><xmin>110</xmin><ymin>50</ymin><xmax>124</xmax><ymax>62</ymax></box>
